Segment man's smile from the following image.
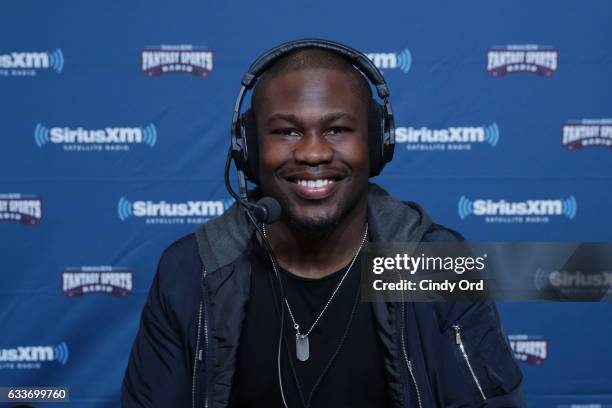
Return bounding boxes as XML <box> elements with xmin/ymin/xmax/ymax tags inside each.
<box><xmin>280</xmin><ymin>170</ymin><xmax>347</xmax><ymax>200</ymax></box>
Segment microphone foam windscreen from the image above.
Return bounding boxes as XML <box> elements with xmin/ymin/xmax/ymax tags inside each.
<box><xmin>257</xmin><ymin>197</ymin><xmax>282</xmax><ymax>223</ymax></box>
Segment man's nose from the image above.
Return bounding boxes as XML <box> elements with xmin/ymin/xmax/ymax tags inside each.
<box><xmin>293</xmin><ymin>130</ymin><xmax>333</xmax><ymax>165</ymax></box>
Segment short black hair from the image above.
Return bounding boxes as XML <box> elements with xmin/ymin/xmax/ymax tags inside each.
<box><xmin>251</xmin><ymin>47</ymin><xmax>373</xmax><ymax>115</ymax></box>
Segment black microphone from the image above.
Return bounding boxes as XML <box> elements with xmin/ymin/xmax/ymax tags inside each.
<box><xmin>253</xmin><ymin>197</ymin><xmax>282</xmax><ymax>223</ymax></box>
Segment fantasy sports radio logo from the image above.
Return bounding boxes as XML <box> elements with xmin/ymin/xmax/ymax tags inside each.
<box><xmin>395</xmin><ymin>123</ymin><xmax>499</xmax><ymax>151</ymax></box>
<box><xmin>34</xmin><ymin>123</ymin><xmax>157</xmax><ymax>152</ymax></box>
<box><xmin>508</xmin><ymin>335</ymin><xmax>548</xmax><ymax>365</ymax></box>
<box><xmin>117</xmin><ymin>196</ymin><xmax>234</xmax><ymax>225</ymax></box>
<box><xmin>62</xmin><ymin>266</ymin><xmax>133</xmax><ymax>297</ymax></box>
<box><xmin>0</xmin><ymin>193</ymin><xmax>42</xmax><ymax>225</ymax></box>
<box><xmin>0</xmin><ymin>342</ymin><xmax>69</xmax><ymax>370</ymax></box>
<box><xmin>366</xmin><ymin>49</ymin><xmax>412</xmax><ymax>74</ymax></box>
<box><xmin>487</xmin><ymin>45</ymin><xmax>558</xmax><ymax>77</ymax></box>
<box><xmin>141</xmin><ymin>45</ymin><xmax>214</xmax><ymax>77</ymax></box>
<box><xmin>458</xmin><ymin>195</ymin><xmax>577</xmax><ymax>224</ymax></box>
<box><xmin>0</xmin><ymin>49</ymin><xmax>64</xmax><ymax>77</ymax></box>
<box><xmin>562</xmin><ymin>119</ymin><xmax>612</xmax><ymax>150</ymax></box>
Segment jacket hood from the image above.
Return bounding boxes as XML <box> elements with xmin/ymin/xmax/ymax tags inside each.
<box><xmin>194</xmin><ymin>182</ymin><xmax>433</xmax><ymax>275</ymax></box>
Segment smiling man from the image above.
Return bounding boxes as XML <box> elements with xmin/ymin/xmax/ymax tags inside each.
<box><xmin>122</xmin><ymin>40</ymin><xmax>526</xmax><ymax>408</ymax></box>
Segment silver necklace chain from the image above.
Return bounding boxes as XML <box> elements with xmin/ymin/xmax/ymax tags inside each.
<box><xmin>262</xmin><ymin>223</ymin><xmax>369</xmax><ymax>338</ymax></box>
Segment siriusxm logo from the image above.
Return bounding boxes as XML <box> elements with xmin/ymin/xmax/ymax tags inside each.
<box><xmin>141</xmin><ymin>45</ymin><xmax>214</xmax><ymax>77</ymax></box>
<box><xmin>118</xmin><ymin>197</ymin><xmax>234</xmax><ymax>224</ymax></box>
<box><xmin>366</xmin><ymin>49</ymin><xmax>411</xmax><ymax>74</ymax></box>
<box><xmin>0</xmin><ymin>342</ymin><xmax>69</xmax><ymax>369</ymax></box>
<box><xmin>0</xmin><ymin>193</ymin><xmax>42</xmax><ymax>225</ymax></box>
<box><xmin>508</xmin><ymin>335</ymin><xmax>547</xmax><ymax>365</ymax></box>
<box><xmin>396</xmin><ymin>123</ymin><xmax>499</xmax><ymax>151</ymax></box>
<box><xmin>535</xmin><ymin>268</ymin><xmax>612</xmax><ymax>301</ymax></box>
<box><xmin>62</xmin><ymin>266</ymin><xmax>133</xmax><ymax>297</ymax></box>
<box><xmin>458</xmin><ymin>196</ymin><xmax>577</xmax><ymax>224</ymax></box>
<box><xmin>562</xmin><ymin>119</ymin><xmax>612</xmax><ymax>150</ymax></box>
<box><xmin>487</xmin><ymin>45</ymin><xmax>558</xmax><ymax>77</ymax></box>
<box><xmin>34</xmin><ymin>123</ymin><xmax>157</xmax><ymax>151</ymax></box>
<box><xmin>0</xmin><ymin>49</ymin><xmax>64</xmax><ymax>76</ymax></box>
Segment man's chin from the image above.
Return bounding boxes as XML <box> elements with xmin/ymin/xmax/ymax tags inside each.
<box><xmin>286</xmin><ymin>214</ymin><xmax>341</xmax><ymax>238</ymax></box>
<box><xmin>282</xmin><ymin>204</ymin><xmax>343</xmax><ymax>238</ymax></box>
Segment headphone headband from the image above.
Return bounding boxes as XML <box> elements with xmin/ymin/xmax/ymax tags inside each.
<box><xmin>241</xmin><ymin>38</ymin><xmax>390</xmax><ymax>99</ymax></box>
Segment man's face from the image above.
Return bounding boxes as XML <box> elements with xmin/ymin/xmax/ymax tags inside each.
<box><xmin>255</xmin><ymin>68</ymin><xmax>370</xmax><ymax>234</ymax></box>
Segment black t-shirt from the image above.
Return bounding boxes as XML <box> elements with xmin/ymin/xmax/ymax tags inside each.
<box><xmin>230</xmin><ymin>237</ymin><xmax>391</xmax><ymax>408</ymax></box>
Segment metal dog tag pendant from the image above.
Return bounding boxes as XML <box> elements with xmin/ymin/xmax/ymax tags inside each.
<box><xmin>296</xmin><ymin>334</ymin><xmax>309</xmax><ymax>362</ymax></box>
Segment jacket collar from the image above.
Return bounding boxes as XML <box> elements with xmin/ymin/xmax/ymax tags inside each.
<box><xmin>194</xmin><ymin>182</ymin><xmax>433</xmax><ymax>274</ymax></box>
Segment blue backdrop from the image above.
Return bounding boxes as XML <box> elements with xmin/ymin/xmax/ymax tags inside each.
<box><xmin>1</xmin><ymin>0</ymin><xmax>611</xmax><ymax>406</ymax></box>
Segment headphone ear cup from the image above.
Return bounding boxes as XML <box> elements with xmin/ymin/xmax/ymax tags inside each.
<box><xmin>368</xmin><ymin>101</ymin><xmax>384</xmax><ymax>177</ymax></box>
<box><xmin>243</xmin><ymin>109</ymin><xmax>260</xmax><ymax>183</ymax></box>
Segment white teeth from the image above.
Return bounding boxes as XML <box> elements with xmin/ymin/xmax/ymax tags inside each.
<box><xmin>295</xmin><ymin>179</ymin><xmax>335</xmax><ymax>188</ymax></box>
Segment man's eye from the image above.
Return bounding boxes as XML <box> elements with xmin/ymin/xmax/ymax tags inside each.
<box><xmin>276</xmin><ymin>128</ymin><xmax>300</xmax><ymax>137</ymax></box>
<box><xmin>326</xmin><ymin>127</ymin><xmax>350</xmax><ymax>135</ymax></box>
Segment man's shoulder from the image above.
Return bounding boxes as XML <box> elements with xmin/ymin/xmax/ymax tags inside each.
<box><xmin>156</xmin><ymin>233</ymin><xmax>203</xmax><ymax>290</ymax></box>
<box><xmin>159</xmin><ymin>233</ymin><xmax>201</xmax><ymax>267</ymax></box>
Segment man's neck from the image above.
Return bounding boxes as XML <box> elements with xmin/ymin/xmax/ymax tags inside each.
<box><xmin>261</xmin><ymin>202</ymin><xmax>368</xmax><ymax>279</ymax></box>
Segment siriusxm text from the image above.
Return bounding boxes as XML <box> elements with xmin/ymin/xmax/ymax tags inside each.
<box><xmin>473</xmin><ymin>200</ymin><xmax>563</xmax><ymax>216</ymax></box>
<box><xmin>396</xmin><ymin>127</ymin><xmax>485</xmax><ymax>143</ymax></box>
<box><xmin>48</xmin><ymin>127</ymin><xmax>145</xmax><ymax>144</ymax></box>
<box><xmin>132</xmin><ymin>200</ymin><xmax>225</xmax><ymax>217</ymax></box>
<box><xmin>0</xmin><ymin>52</ymin><xmax>49</xmax><ymax>69</ymax></box>
<box><xmin>0</xmin><ymin>347</ymin><xmax>54</xmax><ymax>362</ymax></box>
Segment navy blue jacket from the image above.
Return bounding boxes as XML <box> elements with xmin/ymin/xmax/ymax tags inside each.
<box><xmin>122</xmin><ymin>183</ymin><xmax>525</xmax><ymax>407</ymax></box>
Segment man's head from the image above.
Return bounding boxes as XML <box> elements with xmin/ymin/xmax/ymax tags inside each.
<box><xmin>251</xmin><ymin>48</ymin><xmax>373</xmax><ymax>237</ymax></box>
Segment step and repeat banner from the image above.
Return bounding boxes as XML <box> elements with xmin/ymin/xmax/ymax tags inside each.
<box><xmin>1</xmin><ymin>0</ymin><xmax>611</xmax><ymax>406</ymax></box>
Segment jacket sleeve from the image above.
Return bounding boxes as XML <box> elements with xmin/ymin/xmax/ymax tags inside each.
<box><xmin>423</xmin><ymin>224</ymin><xmax>526</xmax><ymax>406</ymax></box>
<box><xmin>435</xmin><ymin>301</ymin><xmax>526</xmax><ymax>407</ymax></box>
<box><xmin>121</xmin><ymin>250</ymin><xmax>192</xmax><ymax>408</ymax></box>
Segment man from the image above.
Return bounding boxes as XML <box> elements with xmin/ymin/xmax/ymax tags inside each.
<box><xmin>122</xmin><ymin>41</ymin><xmax>525</xmax><ymax>407</ymax></box>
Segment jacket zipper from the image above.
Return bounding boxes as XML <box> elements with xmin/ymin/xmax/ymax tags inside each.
<box><xmin>400</xmin><ymin>302</ymin><xmax>422</xmax><ymax>408</ymax></box>
<box><xmin>192</xmin><ymin>300</ymin><xmax>203</xmax><ymax>408</ymax></box>
<box><xmin>192</xmin><ymin>268</ymin><xmax>210</xmax><ymax>408</ymax></box>
<box><xmin>452</xmin><ymin>324</ymin><xmax>486</xmax><ymax>401</ymax></box>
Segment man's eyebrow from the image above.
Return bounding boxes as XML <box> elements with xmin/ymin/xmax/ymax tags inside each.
<box><xmin>320</xmin><ymin>112</ymin><xmax>358</xmax><ymax>123</ymax></box>
<box><xmin>266</xmin><ymin>112</ymin><xmax>357</xmax><ymax>127</ymax></box>
<box><xmin>266</xmin><ymin>113</ymin><xmax>302</xmax><ymax>127</ymax></box>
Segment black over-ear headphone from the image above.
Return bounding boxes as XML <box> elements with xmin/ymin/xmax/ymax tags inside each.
<box><xmin>230</xmin><ymin>38</ymin><xmax>396</xmax><ymax>186</ymax></box>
